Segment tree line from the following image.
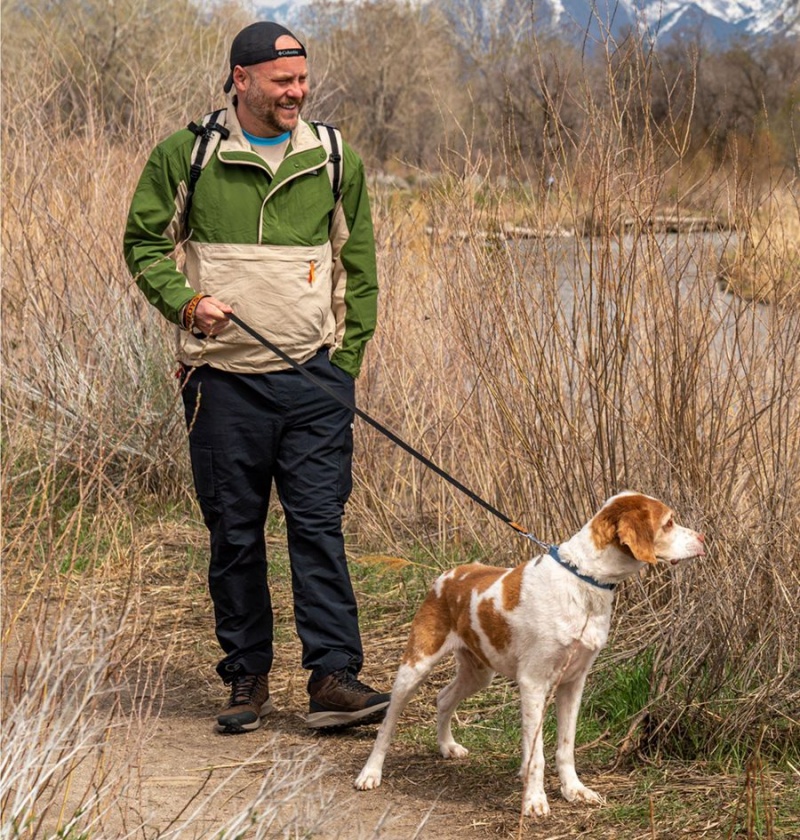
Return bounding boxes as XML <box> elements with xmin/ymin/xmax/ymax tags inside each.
<box><xmin>3</xmin><ymin>0</ymin><xmax>797</xmax><ymax>183</ymax></box>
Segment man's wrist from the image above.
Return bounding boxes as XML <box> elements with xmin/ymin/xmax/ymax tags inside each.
<box><xmin>182</xmin><ymin>293</ymin><xmax>209</xmax><ymax>331</ymax></box>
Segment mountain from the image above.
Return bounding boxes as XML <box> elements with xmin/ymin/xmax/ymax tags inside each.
<box><xmin>257</xmin><ymin>0</ymin><xmax>798</xmax><ymax>46</ymax></box>
<box><xmin>543</xmin><ymin>0</ymin><xmax>800</xmax><ymax>44</ymax></box>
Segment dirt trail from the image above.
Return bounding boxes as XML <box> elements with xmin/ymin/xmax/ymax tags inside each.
<box><xmin>135</xmin><ymin>703</ymin><xmax>506</xmax><ymax>839</ymax></box>
<box><xmin>129</xmin><ymin>657</ymin><xmax>614</xmax><ymax>840</ymax></box>
<box><xmin>123</xmin><ymin>538</ymin><xmax>525</xmax><ymax>837</ymax></box>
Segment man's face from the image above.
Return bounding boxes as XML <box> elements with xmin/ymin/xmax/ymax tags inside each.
<box><xmin>233</xmin><ymin>41</ymin><xmax>309</xmax><ymax>136</ymax></box>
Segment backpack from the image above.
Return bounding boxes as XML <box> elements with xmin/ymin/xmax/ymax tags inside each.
<box><xmin>181</xmin><ymin>109</ymin><xmax>343</xmax><ymax>240</ymax></box>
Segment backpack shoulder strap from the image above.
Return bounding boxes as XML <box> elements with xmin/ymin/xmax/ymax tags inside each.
<box><xmin>310</xmin><ymin>120</ymin><xmax>343</xmax><ymax>203</ymax></box>
<box><xmin>181</xmin><ymin>109</ymin><xmax>229</xmax><ymax>239</ymax></box>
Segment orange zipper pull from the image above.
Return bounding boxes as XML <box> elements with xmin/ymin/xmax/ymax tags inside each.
<box><xmin>308</xmin><ymin>260</ymin><xmax>316</xmax><ymax>284</ymax></box>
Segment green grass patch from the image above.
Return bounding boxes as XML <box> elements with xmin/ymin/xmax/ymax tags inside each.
<box><xmin>584</xmin><ymin>648</ymin><xmax>799</xmax><ymax>770</ymax></box>
<box><xmin>584</xmin><ymin>649</ymin><xmax>654</xmax><ymax>732</ymax></box>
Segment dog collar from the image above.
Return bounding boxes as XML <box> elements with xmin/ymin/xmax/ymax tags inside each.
<box><xmin>548</xmin><ymin>545</ymin><xmax>616</xmax><ymax>591</ymax></box>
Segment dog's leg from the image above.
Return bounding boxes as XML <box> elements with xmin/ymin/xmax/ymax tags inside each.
<box><xmin>436</xmin><ymin>649</ymin><xmax>494</xmax><ymax>759</ymax></box>
<box><xmin>354</xmin><ymin>656</ymin><xmax>439</xmax><ymax>791</ymax></box>
<box><xmin>555</xmin><ymin>676</ymin><xmax>604</xmax><ymax>807</ymax></box>
<box><xmin>518</xmin><ymin>677</ymin><xmax>550</xmax><ymax>817</ymax></box>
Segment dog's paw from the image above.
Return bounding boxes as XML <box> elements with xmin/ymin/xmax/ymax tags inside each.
<box><xmin>440</xmin><ymin>742</ymin><xmax>469</xmax><ymax>759</ymax></box>
<box><xmin>354</xmin><ymin>767</ymin><xmax>383</xmax><ymax>790</ymax></box>
<box><xmin>522</xmin><ymin>792</ymin><xmax>550</xmax><ymax>817</ymax></box>
<box><xmin>562</xmin><ymin>783</ymin><xmax>604</xmax><ymax>806</ymax></box>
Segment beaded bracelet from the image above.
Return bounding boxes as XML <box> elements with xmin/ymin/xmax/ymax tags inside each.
<box><xmin>182</xmin><ymin>292</ymin><xmax>209</xmax><ymax>331</ymax></box>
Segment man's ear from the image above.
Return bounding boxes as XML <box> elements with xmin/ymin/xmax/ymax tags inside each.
<box><xmin>232</xmin><ymin>65</ymin><xmax>249</xmax><ymax>93</ymax></box>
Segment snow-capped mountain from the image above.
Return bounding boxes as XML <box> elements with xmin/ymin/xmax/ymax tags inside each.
<box><xmin>544</xmin><ymin>0</ymin><xmax>799</xmax><ymax>44</ymax></box>
<box><xmin>259</xmin><ymin>0</ymin><xmax>798</xmax><ymax>46</ymax></box>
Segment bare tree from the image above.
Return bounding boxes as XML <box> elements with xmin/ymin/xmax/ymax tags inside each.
<box><xmin>300</xmin><ymin>0</ymin><xmax>464</xmax><ymax>171</ymax></box>
<box><xmin>1</xmin><ymin>0</ymin><xmax>249</xmax><ymax>143</ymax></box>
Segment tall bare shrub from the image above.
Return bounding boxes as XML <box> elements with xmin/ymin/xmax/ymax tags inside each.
<box><xmin>350</xmin><ymin>35</ymin><xmax>799</xmax><ymax>759</ymax></box>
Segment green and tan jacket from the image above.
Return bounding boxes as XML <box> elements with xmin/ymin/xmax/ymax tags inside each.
<box><xmin>124</xmin><ymin>99</ymin><xmax>378</xmax><ymax>378</ymax></box>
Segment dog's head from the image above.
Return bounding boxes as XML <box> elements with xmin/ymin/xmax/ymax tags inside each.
<box><xmin>590</xmin><ymin>491</ymin><xmax>706</xmax><ymax>566</ymax></box>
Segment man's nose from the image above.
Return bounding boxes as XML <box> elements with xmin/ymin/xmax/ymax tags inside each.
<box><xmin>285</xmin><ymin>81</ymin><xmax>304</xmax><ymax>99</ymax></box>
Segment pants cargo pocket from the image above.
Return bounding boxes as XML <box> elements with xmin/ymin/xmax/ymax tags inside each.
<box><xmin>189</xmin><ymin>444</ymin><xmax>221</xmax><ymax>518</ymax></box>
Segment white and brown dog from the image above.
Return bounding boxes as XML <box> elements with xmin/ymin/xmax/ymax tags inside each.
<box><xmin>355</xmin><ymin>492</ymin><xmax>706</xmax><ymax>816</ymax></box>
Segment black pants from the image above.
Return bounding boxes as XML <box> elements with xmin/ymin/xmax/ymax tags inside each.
<box><xmin>181</xmin><ymin>349</ymin><xmax>364</xmax><ymax>687</ymax></box>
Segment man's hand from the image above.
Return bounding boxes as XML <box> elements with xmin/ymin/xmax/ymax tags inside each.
<box><xmin>194</xmin><ymin>296</ymin><xmax>233</xmax><ymax>337</ymax></box>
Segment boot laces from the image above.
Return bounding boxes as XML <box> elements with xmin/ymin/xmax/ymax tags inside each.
<box><xmin>229</xmin><ymin>674</ymin><xmax>259</xmax><ymax>706</ymax></box>
<box><xmin>334</xmin><ymin>669</ymin><xmax>374</xmax><ymax>695</ymax></box>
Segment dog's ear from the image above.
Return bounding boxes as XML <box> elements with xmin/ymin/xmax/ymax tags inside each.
<box><xmin>590</xmin><ymin>507</ymin><xmax>618</xmax><ymax>550</ymax></box>
<box><xmin>616</xmin><ymin>508</ymin><xmax>658</xmax><ymax>565</ymax></box>
<box><xmin>593</xmin><ymin>495</ymin><xmax>660</xmax><ymax>564</ymax></box>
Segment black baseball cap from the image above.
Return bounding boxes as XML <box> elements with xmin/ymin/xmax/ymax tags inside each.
<box><xmin>223</xmin><ymin>22</ymin><xmax>306</xmax><ymax>93</ymax></box>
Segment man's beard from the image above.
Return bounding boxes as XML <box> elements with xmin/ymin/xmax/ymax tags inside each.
<box><xmin>244</xmin><ymin>85</ymin><xmax>303</xmax><ymax>135</ymax></box>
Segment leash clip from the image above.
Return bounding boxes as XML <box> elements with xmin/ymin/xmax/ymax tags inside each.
<box><xmin>509</xmin><ymin>521</ymin><xmax>553</xmax><ymax>551</ymax></box>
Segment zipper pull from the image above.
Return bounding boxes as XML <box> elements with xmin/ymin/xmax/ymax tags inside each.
<box><xmin>308</xmin><ymin>260</ymin><xmax>316</xmax><ymax>284</ymax></box>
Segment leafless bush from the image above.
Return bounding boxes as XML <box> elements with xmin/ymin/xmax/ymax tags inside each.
<box><xmin>349</xmin><ymin>41</ymin><xmax>799</xmax><ymax>759</ymax></box>
<box><xmin>1</xmin><ymin>598</ymin><xmax>157</xmax><ymax>837</ymax></box>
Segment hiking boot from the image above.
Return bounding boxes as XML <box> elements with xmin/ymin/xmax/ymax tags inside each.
<box><xmin>307</xmin><ymin>669</ymin><xmax>391</xmax><ymax>730</ymax></box>
<box><xmin>216</xmin><ymin>673</ymin><xmax>273</xmax><ymax>734</ymax></box>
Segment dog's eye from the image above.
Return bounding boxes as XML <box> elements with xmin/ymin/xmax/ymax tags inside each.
<box><xmin>664</xmin><ymin>517</ymin><xmax>674</xmax><ymax>530</ymax></box>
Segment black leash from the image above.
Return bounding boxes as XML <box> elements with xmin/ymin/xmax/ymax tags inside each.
<box><xmin>228</xmin><ymin>313</ymin><xmax>551</xmax><ymax>550</ymax></box>
<box><xmin>228</xmin><ymin>315</ymin><xmax>616</xmax><ymax>590</ymax></box>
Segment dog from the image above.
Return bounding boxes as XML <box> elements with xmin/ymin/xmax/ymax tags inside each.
<box><xmin>354</xmin><ymin>491</ymin><xmax>706</xmax><ymax>816</ymax></box>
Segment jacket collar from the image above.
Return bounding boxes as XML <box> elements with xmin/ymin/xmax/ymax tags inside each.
<box><xmin>219</xmin><ymin>93</ymin><xmax>324</xmax><ymax>157</ymax></box>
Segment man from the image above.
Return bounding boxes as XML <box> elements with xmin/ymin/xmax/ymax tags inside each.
<box><xmin>124</xmin><ymin>21</ymin><xmax>389</xmax><ymax>733</ymax></box>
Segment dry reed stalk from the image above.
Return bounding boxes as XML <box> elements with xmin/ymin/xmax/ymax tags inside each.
<box><xmin>718</xmin><ymin>185</ymin><xmax>800</xmax><ymax>305</ymax></box>
<box><xmin>0</xmin><ymin>597</ymin><xmax>157</xmax><ymax>838</ymax></box>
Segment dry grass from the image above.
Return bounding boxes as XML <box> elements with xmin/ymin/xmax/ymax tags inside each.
<box><xmin>718</xmin><ymin>186</ymin><xmax>800</xmax><ymax>304</ymax></box>
<box><xmin>2</xmin><ymin>9</ymin><xmax>799</xmax><ymax>839</ymax></box>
